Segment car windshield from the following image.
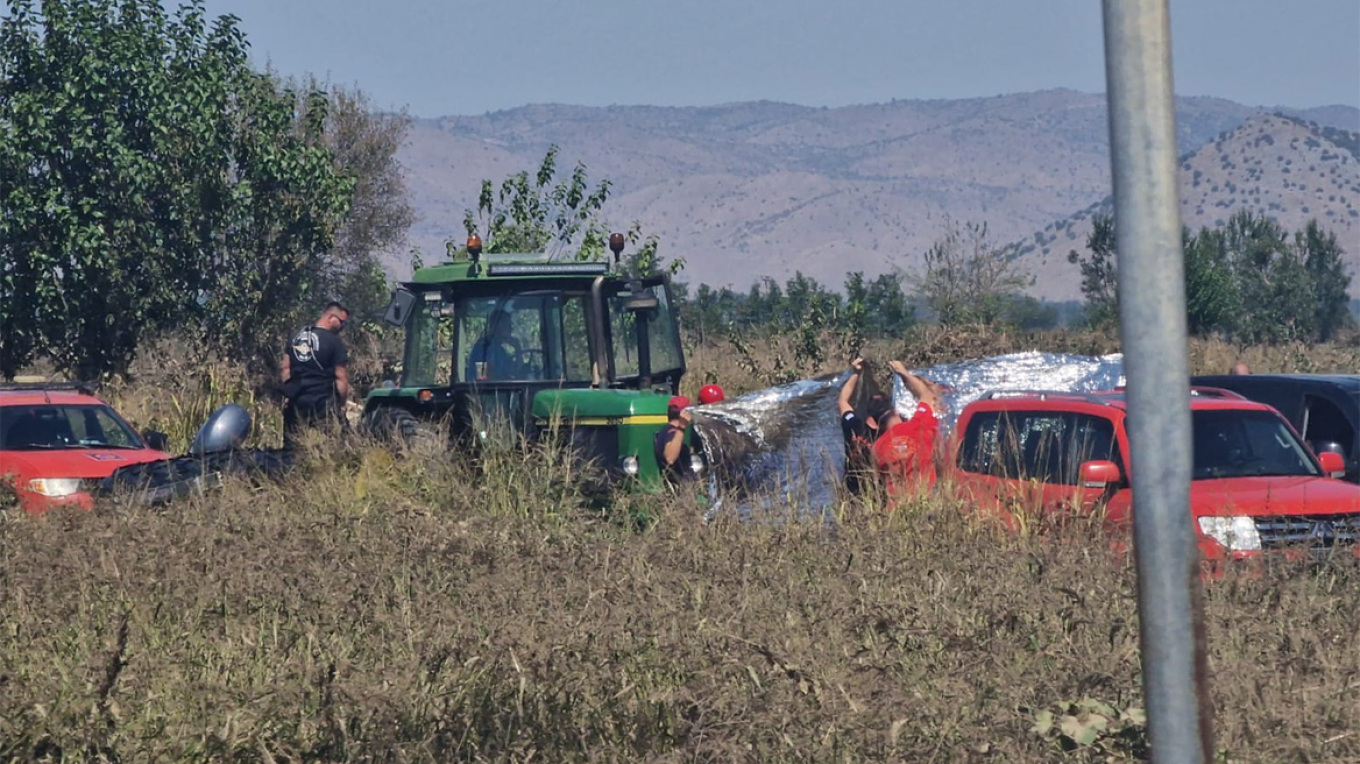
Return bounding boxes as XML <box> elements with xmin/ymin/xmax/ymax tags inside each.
<box><xmin>1</xmin><ymin>404</ymin><xmax>145</xmax><ymax>450</ymax></box>
<box><xmin>1192</xmin><ymin>409</ymin><xmax>1319</xmax><ymax>479</ymax></box>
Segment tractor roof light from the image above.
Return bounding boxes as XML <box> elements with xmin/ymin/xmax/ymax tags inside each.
<box><xmin>609</xmin><ymin>232</ymin><xmax>625</xmax><ymax>266</ymax></box>
<box><xmin>467</xmin><ymin>235</ymin><xmax>484</xmax><ymax>275</ymax></box>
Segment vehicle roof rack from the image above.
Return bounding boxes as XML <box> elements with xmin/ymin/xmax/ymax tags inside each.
<box><xmin>0</xmin><ymin>380</ymin><xmax>98</xmax><ymax>395</ymax></box>
<box><xmin>981</xmin><ymin>389</ymin><xmax>1123</xmax><ymax>406</ymax></box>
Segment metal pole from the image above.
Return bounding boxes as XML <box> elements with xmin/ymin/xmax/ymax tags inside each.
<box><xmin>1100</xmin><ymin>1</ymin><xmax>1214</xmax><ymax>762</ymax></box>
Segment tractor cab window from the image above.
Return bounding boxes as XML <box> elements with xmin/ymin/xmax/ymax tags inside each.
<box><xmin>402</xmin><ymin>293</ymin><xmax>453</xmax><ymax>387</ymax></box>
<box><xmin>454</xmin><ymin>292</ymin><xmax>593</xmax><ymax>384</ymax></box>
<box><xmin>606</xmin><ymin>281</ymin><xmax>684</xmax><ymax>380</ymax></box>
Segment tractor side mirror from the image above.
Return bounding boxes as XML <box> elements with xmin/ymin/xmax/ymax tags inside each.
<box><xmin>383</xmin><ymin>288</ymin><xmax>418</xmax><ymax>327</ymax></box>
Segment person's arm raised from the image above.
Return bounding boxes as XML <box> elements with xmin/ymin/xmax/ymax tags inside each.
<box><xmin>838</xmin><ymin>357</ymin><xmax>865</xmax><ymax>416</ymax></box>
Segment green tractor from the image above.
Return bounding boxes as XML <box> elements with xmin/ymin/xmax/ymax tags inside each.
<box><xmin>363</xmin><ymin>234</ymin><xmax>698</xmax><ymax>492</ymax></box>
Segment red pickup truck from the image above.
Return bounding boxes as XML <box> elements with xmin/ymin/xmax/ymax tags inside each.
<box><xmin>949</xmin><ymin>388</ymin><xmax>1359</xmax><ymax>561</ymax></box>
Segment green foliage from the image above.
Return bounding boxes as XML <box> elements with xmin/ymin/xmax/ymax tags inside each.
<box><xmin>461</xmin><ymin>144</ymin><xmax>611</xmax><ymax>258</ymax></box>
<box><xmin>456</xmin><ymin>146</ymin><xmax>680</xmax><ymax>277</ymax></box>
<box><xmin>1069</xmin><ymin>211</ymin><xmax>1354</xmax><ymax>342</ymax></box>
<box><xmin>1067</xmin><ymin>212</ymin><xmax>1119</xmax><ymax>329</ymax></box>
<box><xmin>678</xmin><ymin>271</ymin><xmax>918</xmax><ymax>345</ymax></box>
<box><xmin>915</xmin><ymin>220</ymin><xmax>1033</xmax><ymax>326</ymax></box>
<box><xmin>1030</xmin><ymin>698</ymin><xmax>1148</xmax><ymax>758</ymax></box>
<box><xmin>0</xmin><ymin>0</ymin><xmax>357</xmax><ymax>378</ymax></box>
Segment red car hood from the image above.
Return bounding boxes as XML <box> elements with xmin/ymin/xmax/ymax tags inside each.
<box><xmin>1191</xmin><ymin>476</ymin><xmax>1360</xmax><ymax>518</ymax></box>
<box><xmin>2</xmin><ymin>448</ymin><xmax>170</xmax><ymax>482</ymax></box>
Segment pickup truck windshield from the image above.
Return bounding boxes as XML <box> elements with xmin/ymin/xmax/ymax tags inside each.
<box><xmin>1192</xmin><ymin>409</ymin><xmax>1319</xmax><ymax>479</ymax></box>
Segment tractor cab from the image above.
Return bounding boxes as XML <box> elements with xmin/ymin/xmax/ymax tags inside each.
<box><xmin>364</xmin><ymin>235</ymin><xmax>691</xmax><ymax>490</ymax></box>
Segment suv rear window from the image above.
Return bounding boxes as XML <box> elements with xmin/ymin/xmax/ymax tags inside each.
<box><xmin>959</xmin><ymin>410</ymin><xmax>1120</xmax><ymax>485</ymax></box>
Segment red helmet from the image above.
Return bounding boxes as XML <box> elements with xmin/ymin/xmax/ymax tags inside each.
<box><xmin>698</xmin><ymin>384</ymin><xmax>725</xmax><ymax>405</ymax></box>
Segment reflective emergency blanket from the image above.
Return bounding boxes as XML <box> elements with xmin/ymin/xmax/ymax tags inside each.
<box><xmin>690</xmin><ymin>351</ymin><xmax>1125</xmax><ymax>515</ymax></box>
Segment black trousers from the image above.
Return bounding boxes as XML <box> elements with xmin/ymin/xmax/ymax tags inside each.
<box><xmin>283</xmin><ymin>395</ymin><xmax>343</xmax><ymax>449</ymax></box>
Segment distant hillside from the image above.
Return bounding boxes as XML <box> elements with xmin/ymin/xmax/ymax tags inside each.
<box><xmin>393</xmin><ymin>90</ymin><xmax>1359</xmax><ymax>298</ymax></box>
<box><xmin>1019</xmin><ymin>113</ymin><xmax>1360</xmax><ymax>300</ymax></box>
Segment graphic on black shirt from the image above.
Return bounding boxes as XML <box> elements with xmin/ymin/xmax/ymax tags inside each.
<box><xmin>285</xmin><ymin>326</ymin><xmax>347</xmax><ymax>404</ymax></box>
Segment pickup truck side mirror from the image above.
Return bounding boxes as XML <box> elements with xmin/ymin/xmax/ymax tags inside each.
<box><xmin>1078</xmin><ymin>460</ymin><xmax>1122</xmax><ymax>488</ymax></box>
<box><xmin>1317</xmin><ymin>451</ymin><xmax>1346</xmax><ymax>479</ymax></box>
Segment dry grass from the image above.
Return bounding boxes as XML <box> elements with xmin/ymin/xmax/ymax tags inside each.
<box><xmin>3</xmin><ymin>329</ymin><xmax>1359</xmax><ymax>762</ymax></box>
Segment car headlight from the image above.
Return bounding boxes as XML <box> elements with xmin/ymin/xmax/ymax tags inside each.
<box><xmin>689</xmin><ymin>453</ymin><xmax>706</xmax><ymax>475</ymax></box>
<box><xmin>1196</xmin><ymin>516</ymin><xmax>1262</xmax><ymax>551</ymax></box>
<box><xmin>28</xmin><ymin>478</ymin><xmax>85</xmax><ymax>497</ymax></box>
<box><xmin>620</xmin><ymin>456</ymin><xmax>640</xmax><ymax>476</ymax></box>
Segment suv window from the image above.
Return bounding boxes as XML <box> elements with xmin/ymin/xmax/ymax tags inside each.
<box><xmin>959</xmin><ymin>410</ymin><xmax>1120</xmax><ymax>486</ymax></box>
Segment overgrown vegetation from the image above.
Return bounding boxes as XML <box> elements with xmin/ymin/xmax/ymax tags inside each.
<box><xmin>5</xmin><ymin>332</ymin><xmax>1359</xmax><ymax>762</ymax></box>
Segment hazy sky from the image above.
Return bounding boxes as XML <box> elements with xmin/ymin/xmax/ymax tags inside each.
<box><xmin>198</xmin><ymin>0</ymin><xmax>1359</xmax><ymax>117</ymax></box>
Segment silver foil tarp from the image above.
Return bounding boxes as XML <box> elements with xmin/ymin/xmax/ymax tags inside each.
<box><xmin>891</xmin><ymin>351</ymin><xmax>1126</xmax><ymax>438</ymax></box>
<box><xmin>690</xmin><ymin>351</ymin><xmax>1126</xmax><ymax>516</ymax></box>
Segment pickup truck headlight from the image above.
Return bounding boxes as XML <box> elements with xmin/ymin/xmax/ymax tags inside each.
<box><xmin>1196</xmin><ymin>516</ymin><xmax>1262</xmax><ymax>551</ymax></box>
<box><xmin>28</xmin><ymin>478</ymin><xmax>84</xmax><ymax>497</ymax></box>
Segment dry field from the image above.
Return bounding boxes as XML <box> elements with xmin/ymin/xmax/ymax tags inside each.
<box><xmin>2</xmin><ymin>329</ymin><xmax>1358</xmax><ymax>762</ymax></box>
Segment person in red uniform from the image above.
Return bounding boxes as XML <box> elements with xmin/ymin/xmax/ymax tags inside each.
<box><xmin>872</xmin><ymin>360</ymin><xmax>949</xmax><ymax>499</ymax></box>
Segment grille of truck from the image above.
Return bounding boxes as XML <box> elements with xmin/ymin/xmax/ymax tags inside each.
<box><xmin>1253</xmin><ymin>513</ymin><xmax>1360</xmax><ymax>549</ymax></box>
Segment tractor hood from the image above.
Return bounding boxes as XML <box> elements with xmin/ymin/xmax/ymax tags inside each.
<box><xmin>532</xmin><ymin>389</ymin><xmax>671</xmax><ymax>421</ymax></box>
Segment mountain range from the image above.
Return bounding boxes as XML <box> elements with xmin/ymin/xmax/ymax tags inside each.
<box><xmin>393</xmin><ymin>89</ymin><xmax>1359</xmax><ymax>301</ymax></box>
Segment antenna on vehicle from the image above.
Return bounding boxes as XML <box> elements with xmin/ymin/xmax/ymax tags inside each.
<box><xmin>467</xmin><ymin>234</ymin><xmax>483</xmax><ymax>276</ymax></box>
<box><xmin>608</xmin><ymin>232</ymin><xmax>625</xmax><ymax>268</ymax></box>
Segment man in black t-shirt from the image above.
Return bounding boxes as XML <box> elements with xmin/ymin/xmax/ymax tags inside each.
<box><xmin>837</xmin><ymin>357</ymin><xmax>891</xmax><ymax>496</ymax></box>
<box><xmin>281</xmin><ymin>301</ymin><xmax>351</xmax><ymax>449</ymax></box>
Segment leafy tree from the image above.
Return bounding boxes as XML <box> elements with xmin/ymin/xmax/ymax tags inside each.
<box><xmin>1297</xmin><ymin>220</ymin><xmax>1354</xmax><ymax>340</ymax></box>
<box><xmin>462</xmin><ymin>145</ymin><xmax>611</xmax><ymax>258</ymax></box>
<box><xmin>459</xmin><ymin>146</ymin><xmax>678</xmax><ymax>276</ymax></box>
<box><xmin>1220</xmin><ymin>211</ymin><xmax>1313</xmax><ymax>343</ymax></box>
<box><xmin>1068</xmin><ymin>209</ymin><xmax>1351</xmax><ymax>343</ymax></box>
<box><xmin>308</xmin><ymin>79</ymin><xmax>414</xmax><ymax>323</ymax></box>
<box><xmin>1000</xmin><ymin>294</ymin><xmax>1060</xmax><ymax>330</ymax></box>
<box><xmin>915</xmin><ymin>220</ymin><xmax>1032</xmax><ymax>325</ymax></box>
<box><xmin>1181</xmin><ymin>227</ymin><xmax>1238</xmax><ymax>335</ymax></box>
<box><xmin>0</xmin><ymin>0</ymin><xmax>354</xmax><ymax>378</ymax></box>
<box><xmin>1068</xmin><ymin>212</ymin><xmax>1119</xmax><ymax>328</ymax></box>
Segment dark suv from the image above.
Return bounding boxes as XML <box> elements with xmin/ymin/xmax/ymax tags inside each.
<box><xmin>1191</xmin><ymin>374</ymin><xmax>1358</xmax><ymax>483</ymax></box>
<box><xmin>950</xmin><ymin>388</ymin><xmax>1359</xmax><ymax>561</ymax></box>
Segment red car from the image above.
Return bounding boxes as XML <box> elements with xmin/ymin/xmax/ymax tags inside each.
<box><xmin>950</xmin><ymin>388</ymin><xmax>1360</xmax><ymax>561</ymax></box>
<box><xmin>0</xmin><ymin>383</ymin><xmax>171</xmax><ymax>514</ymax></box>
